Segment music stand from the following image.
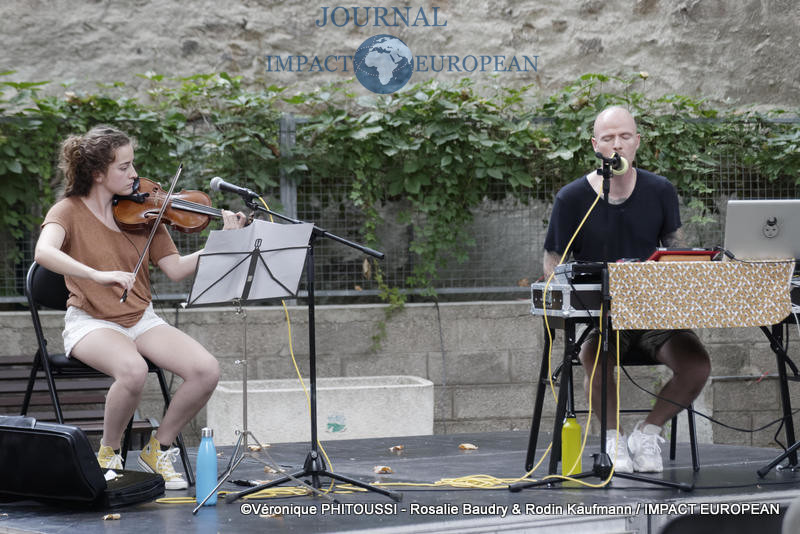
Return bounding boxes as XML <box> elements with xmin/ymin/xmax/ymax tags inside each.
<box><xmin>225</xmin><ymin>205</ymin><xmax>401</xmax><ymax>504</ymax></box>
<box><xmin>186</xmin><ymin>220</ymin><xmax>314</xmax><ymax>512</ymax></box>
<box><xmin>510</xmin><ymin>154</ymin><xmax>692</xmax><ymax>493</ymax></box>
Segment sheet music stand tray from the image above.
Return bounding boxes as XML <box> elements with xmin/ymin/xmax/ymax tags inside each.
<box><xmin>186</xmin><ymin>220</ymin><xmax>314</xmax><ymax>512</ymax></box>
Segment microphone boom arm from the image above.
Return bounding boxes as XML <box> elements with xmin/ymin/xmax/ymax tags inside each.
<box><xmin>210</xmin><ymin>177</ymin><xmax>384</xmax><ymax>259</ymax></box>
<box><xmin>244</xmin><ymin>199</ymin><xmax>384</xmax><ymax>259</ymax></box>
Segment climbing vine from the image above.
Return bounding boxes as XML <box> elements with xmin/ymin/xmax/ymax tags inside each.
<box><xmin>1</xmin><ymin>71</ymin><xmax>797</xmax><ymax>300</ymax></box>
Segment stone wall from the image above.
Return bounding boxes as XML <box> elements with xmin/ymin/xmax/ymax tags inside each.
<box><xmin>1</xmin><ymin>0</ymin><xmax>798</xmax><ymax>107</ymax></box>
<box><xmin>1</xmin><ymin>301</ymin><xmax>796</xmax><ymax>451</ymax></box>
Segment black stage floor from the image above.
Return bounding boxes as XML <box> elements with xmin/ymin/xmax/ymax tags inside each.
<box><xmin>2</xmin><ymin>430</ymin><xmax>800</xmax><ymax>534</ymax></box>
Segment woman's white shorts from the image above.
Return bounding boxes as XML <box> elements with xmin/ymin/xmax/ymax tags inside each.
<box><xmin>63</xmin><ymin>303</ymin><xmax>167</xmax><ymax>357</ymax></box>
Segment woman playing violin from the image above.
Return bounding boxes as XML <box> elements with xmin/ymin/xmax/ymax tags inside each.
<box><xmin>34</xmin><ymin>125</ymin><xmax>245</xmax><ymax>489</ymax></box>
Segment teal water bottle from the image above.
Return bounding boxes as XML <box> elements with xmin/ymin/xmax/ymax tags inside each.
<box><xmin>196</xmin><ymin>427</ymin><xmax>218</xmax><ymax>505</ymax></box>
<box><xmin>561</xmin><ymin>411</ymin><xmax>582</xmax><ymax>476</ymax></box>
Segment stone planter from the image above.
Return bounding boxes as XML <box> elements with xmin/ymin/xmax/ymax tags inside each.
<box><xmin>206</xmin><ymin>375</ymin><xmax>434</xmax><ymax>445</ymax></box>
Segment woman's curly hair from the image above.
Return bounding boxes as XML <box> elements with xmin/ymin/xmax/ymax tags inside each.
<box><xmin>58</xmin><ymin>125</ymin><xmax>134</xmax><ymax>197</ymax></box>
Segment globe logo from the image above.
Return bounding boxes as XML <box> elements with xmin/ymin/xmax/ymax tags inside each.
<box><xmin>354</xmin><ymin>34</ymin><xmax>413</xmax><ymax>94</ymax></box>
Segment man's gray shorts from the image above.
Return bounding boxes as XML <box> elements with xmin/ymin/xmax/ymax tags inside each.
<box><xmin>584</xmin><ymin>328</ymin><xmax>698</xmax><ymax>364</ymax></box>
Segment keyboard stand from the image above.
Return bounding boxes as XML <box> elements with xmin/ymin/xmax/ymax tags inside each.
<box><xmin>758</xmin><ymin>319</ymin><xmax>800</xmax><ymax>476</ymax></box>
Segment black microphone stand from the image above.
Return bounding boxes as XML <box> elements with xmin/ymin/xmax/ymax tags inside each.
<box><xmin>226</xmin><ymin>199</ymin><xmax>402</xmax><ymax>503</ymax></box>
<box><xmin>511</xmin><ymin>154</ymin><xmax>692</xmax><ymax>492</ymax></box>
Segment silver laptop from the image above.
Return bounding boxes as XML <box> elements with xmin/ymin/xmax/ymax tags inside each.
<box><xmin>723</xmin><ymin>199</ymin><xmax>800</xmax><ymax>260</ymax></box>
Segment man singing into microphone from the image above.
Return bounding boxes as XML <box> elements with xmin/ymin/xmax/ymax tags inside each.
<box><xmin>542</xmin><ymin>106</ymin><xmax>710</xmax><ymax>473</ymax></box>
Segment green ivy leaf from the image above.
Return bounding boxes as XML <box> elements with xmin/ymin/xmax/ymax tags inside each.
<box><xmin>486</xmin><ymin>167</ymin><xmax>504</xmax><ymax>179</ymax></box>
<box><xmin>548</xmin><ymin>148</ymin><xmax>574</xmax><ymax>160</ymax></box>
<box><xmin>351</xmin><ymin>126</ymin><xmax>383</xmax><ymax>139</ymax></box>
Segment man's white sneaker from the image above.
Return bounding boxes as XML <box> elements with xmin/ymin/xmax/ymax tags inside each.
<box><xmin>606</xmin><ymin>432</ymin><xmax>633</xmax><ymax>473</ymax></box>
<box><xmin>628</xmin><ymin>421</ymin><xmax>665</xmax><ymax>473</ymax></box>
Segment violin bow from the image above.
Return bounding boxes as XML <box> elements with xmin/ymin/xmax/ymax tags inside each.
<box><xmin>121</xmin><ymin>164</ymin><xmax>183</xmax><ymax>303</ymax></box>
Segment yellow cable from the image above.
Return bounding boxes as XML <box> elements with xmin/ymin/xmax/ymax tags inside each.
<box><xmin>369</xmin><ymin>191</ymin><xmax>611</xmax><ymax>491</ymax></box>
<box><xmin>156</xmin><ymin>192</ymin><xmax>628</xmax><ymax>505</ymax></box>
<box><xmin>238</xmin><ymin>189</ymin><xmax>614</xmax><ymax>493</ymax></box>
<box><xmin>534</xmin><ymin>191</ymin><xmax>602</xmax><ymax>471</ymax></box>
<box><xmin>544</xmin><ymin>192</ymin><xmax>602</xmax><ymax>404</ymax></box>
<box><xmin>562</xmin><ymin>318</ymin><xmax>601</xmax><ymax>476</ymax></box>
<box><xmin>156</xmin><ymin>487</ymin><xmax>312</xmax><ymax>505</ymax></box>
<box><xmin>257</xmin><ymin>197</ymin><xmax>335</xmax><ymax>492</ymax></box>
<box><xmin>155</xmin><ymin>200</ymin><xmax>331</xmax><ymax>506</ymax></box>
<box><xmin>535</xmin><ymin>188</ymin><xmax>629</xmax><ymax>487</ymax></box>
<box><xmin>541</xmin><ymin>310</ymin><xmax>625</xmax><ymax>488</ymax></box>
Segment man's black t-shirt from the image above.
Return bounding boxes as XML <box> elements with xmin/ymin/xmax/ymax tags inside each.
<box><xmin>543</xmin><ymin>169</ymin><xmax>681</xmax><ymax>262</ymax></box>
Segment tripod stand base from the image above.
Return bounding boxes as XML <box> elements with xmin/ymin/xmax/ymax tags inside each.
<box><xmin>509</xmin><ymin>453</ymin><xmax>694</xmax><ymax>492</ymax></box>
<box><xmin>226</xmin><ymin>450</ymin><xmax>402</xmax><ymax>503</ymax></box>
<box><xmin>758</xmin><ymin>439</ymin><xmax>800</xmax><ymax>478</ymax></box>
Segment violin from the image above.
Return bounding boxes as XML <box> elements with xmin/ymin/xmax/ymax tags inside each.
<box><xmin>112</xmin><ymin>177</ymin><xmax>227</xmax><ymax>233</ymax></box>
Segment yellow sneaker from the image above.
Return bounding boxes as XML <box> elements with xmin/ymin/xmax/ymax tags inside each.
<box><xmin>97</xmin><ymin>445</ymin><xmax>123</xmax><ymax>470</ymax></box>
<box><xmin>137</xmin><ymin>433</ymin><xmax>188</xmax><ymax>490</ymax></box>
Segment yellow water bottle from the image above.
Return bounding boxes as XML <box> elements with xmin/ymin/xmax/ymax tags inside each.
<box><xmin>561</xmin><ymin>410</ymin><xmax>582</xmax><ymax>476</ymax></box>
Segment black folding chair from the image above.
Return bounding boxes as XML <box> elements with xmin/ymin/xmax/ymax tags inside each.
<box><xmin>21</xmin><ymin>262</ymin><xmax>195</xmax><ymax>485</ymax></box>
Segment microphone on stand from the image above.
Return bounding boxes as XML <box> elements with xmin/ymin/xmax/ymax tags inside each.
<box><xmin>612</xmin><ymin>154</ymin><xmax>629</xmax><ymax>175</ymax></box>
<box><xmin>210</xmin><ymin>177</ymin><xmax>260</xmax><ymax>200</ymax></box>
<box><xmin>595</xmin><ymin>152</ymin><xmax>630</xmax><ymax>176</ymax></box>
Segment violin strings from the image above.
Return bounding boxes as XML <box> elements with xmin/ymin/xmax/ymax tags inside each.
<box><xmin>160</xmin><ymin>196</ymin><xmax>221</xmax><ymax>217</ymax></box>
<box><xmin>171</xmin><ymin>198</ymin><xmax>220</xmax><ymax>215</ymax></box>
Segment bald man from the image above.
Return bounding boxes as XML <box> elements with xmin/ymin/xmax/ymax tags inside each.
<box><xmin>542</xmin><ymin>106</ymin><xmax>710</xmax><ymax>473</ymax></box>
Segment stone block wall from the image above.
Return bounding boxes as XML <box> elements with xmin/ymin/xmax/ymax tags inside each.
<box><xmin>0</xmin><ymin>301</ymin><xmax>796</xmax><ymax>450</ymax></box>
<box><xmin>1</xmin><ymin>1</ymin><xmax>797</xmax><ymax>107</ymax></box>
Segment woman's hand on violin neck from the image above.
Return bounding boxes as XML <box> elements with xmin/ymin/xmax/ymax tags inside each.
<box><xmin>222</xmin><ymin>210</ymin><xmax>247</xmax><ymax>230</ymax></box>
<box><xmin>90</xmin><ymin>270</ymin><xmax>136</xmax><ymax>290</ymax></box>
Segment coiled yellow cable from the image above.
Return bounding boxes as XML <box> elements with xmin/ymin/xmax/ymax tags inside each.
<box><xmin>156</xmin><ymin>191</ymin><xmax>625</xmax><ymax>504</ymax></box>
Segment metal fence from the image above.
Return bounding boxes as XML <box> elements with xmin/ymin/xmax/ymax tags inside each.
<box><xmin>1</xmin><ymin>120</ymin><xmax>798</xmax><ymax>305</ymax></box>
